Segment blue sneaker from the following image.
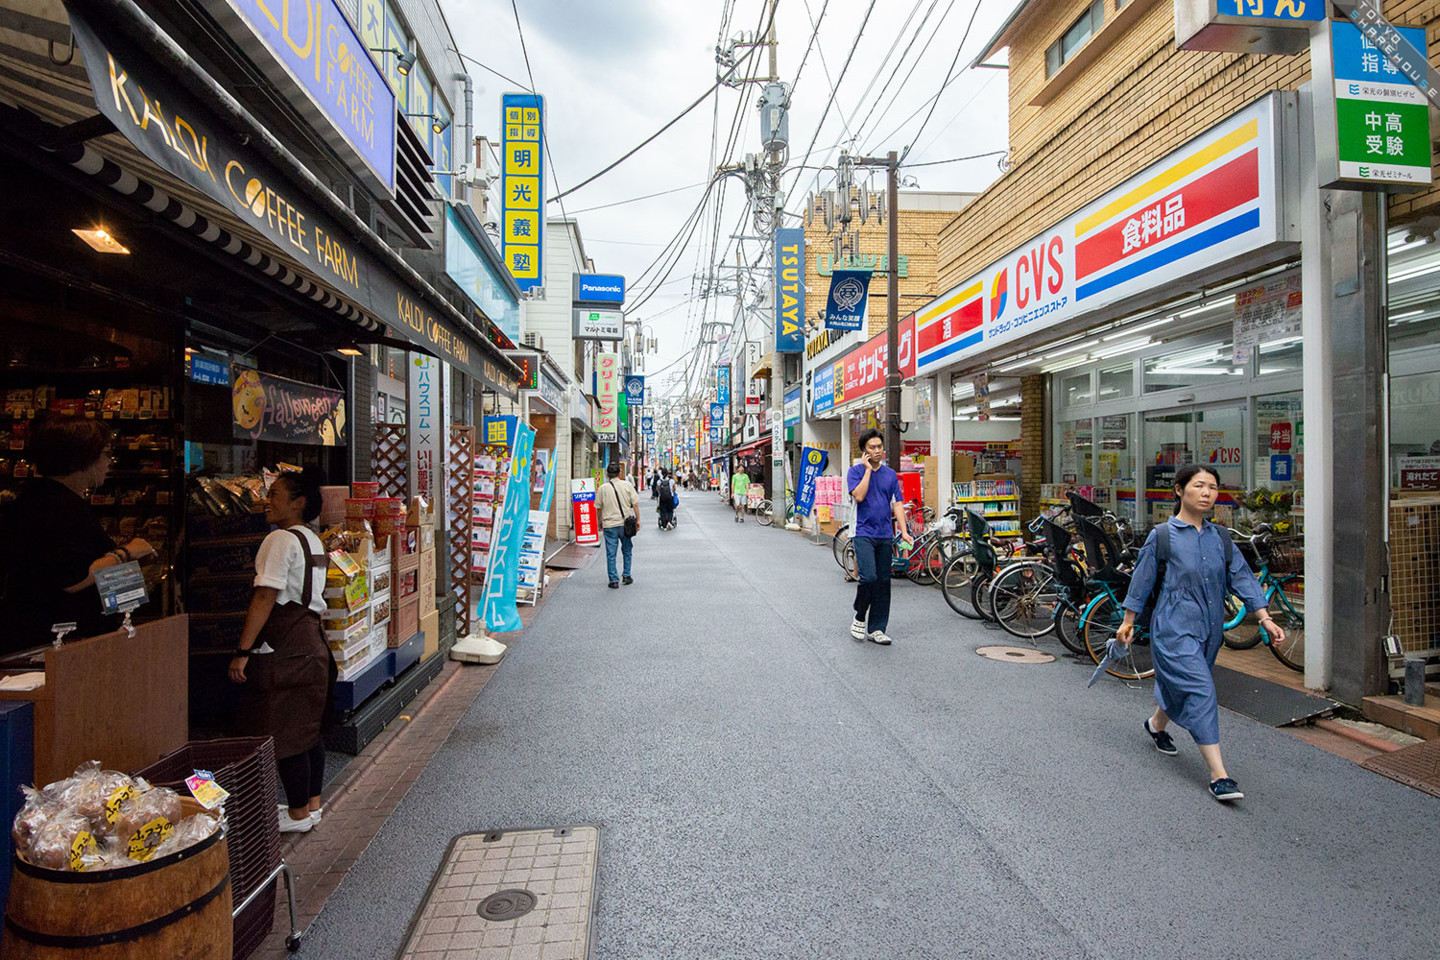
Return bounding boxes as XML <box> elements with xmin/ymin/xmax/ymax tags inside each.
<box><xmin>1209</xmin><ymin>777</ymin><xmax>1243</xmax><ymax>802</ymax></box>
<box><xmin>1144</xmin><ymin>719</ymin><xmax>1177</xmax><ymax>756</ymax></box>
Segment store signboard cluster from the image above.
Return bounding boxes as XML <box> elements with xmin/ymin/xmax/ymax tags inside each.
<box><xmin>915</xmin><ymin>97</ymin><xmax>1282</xmax><ymax>377</ymax></box>
<box><xmin>1313</xmin><ymin>20</ymin><xmax>1432</xmax><ymax>191</ymax></box>
<box><xmin>198</xmin><ymin>0</ymin><xmax>396</xmax><ymax>190</ymax></box>
<box><xmin>812</xmin><ymin>314</ymin><xmax>917</xmax><ymax>415</ymax></box>
<box><xmin>1175</xmin><ymin>0</ymin><xmax>1323</xmax><ymax>56</ymax></box>
<box><xmin>501</xmin><ymin>94</ymin><xmax>545</xmax><ymax>292</ymax></box>
<box><xmin>1232</xmin><ymin>272</ymin><xmax>1302</xmax><ymax>361</ymax></box>
<box><xmin>67</xmin><ymin>9</ymin><xmax>493</xmax><ymax>381</ymax></box>
<box><xmin>596</xmin><ymin>352</ymin><xmax>620</xmax><ymax>442</ymax></box>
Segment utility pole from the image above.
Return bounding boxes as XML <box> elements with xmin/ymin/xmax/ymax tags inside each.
<box><xmin>884</xmin><ymin>151</ymin><xmax>900</xmax><ymax>471</ymax></box>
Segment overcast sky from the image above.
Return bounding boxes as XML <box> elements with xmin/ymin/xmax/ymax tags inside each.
<box><xmin>444</xmin><ymin>0</ymin><xmax>1023</xmax><ymax>399</ymax></box>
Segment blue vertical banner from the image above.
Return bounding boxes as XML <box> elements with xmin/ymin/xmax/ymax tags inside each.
<box><xmin>774</xmin><ymin>227</ymin><xmax>805</xmax><ymax>352</ymax></box>
<box><xmin>500</xmin><ymin>93</ymin><xmax>545</xmax><ymax>293</ymax></box>
<box><xmin>716</xmin><ymin>366</ymin><xmax>731</xmax><ymax>405</ymax></box>
<box><xmin>709</xmin><ymin>402</ymin><xmax>725</xmax><ymax>427</ymax></box>
<box><xmin>624</xmin><ymin>375</ymin><xmax>645</xmax><ymax>407</ymax></box>
<box><xmin>795</xmin><ymin>447</ymin><xmax>828</xmax><ymax>517</ymax></box>
<box><xmin>538</xmin><ymin>446</ymin><xmax>558</xmax><ymax>515</ymax></box>
<box><xmin>824</xmin><ymin>269</ymin><xmax>871</xmax><ymax>331</ymax></box>
<box><xmin>482</xmin><ymin>420</ymin><xmax>536</xmax><ymax>633</ymax></box>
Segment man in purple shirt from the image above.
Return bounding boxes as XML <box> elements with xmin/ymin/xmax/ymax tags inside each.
<box><xmin>846</xmin><ymin>429</ymin><xmax>913</xmax><ymax>645</ymax></box>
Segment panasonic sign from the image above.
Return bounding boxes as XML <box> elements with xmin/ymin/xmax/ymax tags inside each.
<box><xmin>573</xmin><ymin>273</ymin><xmax>626</xmax><ymax>306</ymax></box>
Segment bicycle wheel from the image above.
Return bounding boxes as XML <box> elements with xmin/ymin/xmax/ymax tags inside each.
<box><xmin>922</xmin><ymin>535</ymin><xmax>961</xmax><ymax>586</ymax></box>
<box><xmin>988</xmin><ymin>562</ymin><xmax>1060</xmax><ymax>641</ymax></box>
<box><xmin>1082</xmin><ymin>594</ymin><xmax>1155</xmax><ymax>680</ymax></box>
<box><xmin>906</xmin><ymin>536</ymin><xmax>933</xmax><ymax>583</ymax></box>
<box><xmin>971</xmin><ymin>573</ymin><xmax>997</xmax><ymax>623</ymax></box>
<box><xmin>841</xmin><ymin>541</ymin><xmax>858</xmax><ymax>582</ymax></box>
<box><xmin>832</xmin><ymin>524</ymin><xmax>852</xmax><ymax>568</ymax></box>
<box><xmin>940</xmin><ymin>551</ymin><xmax>982</xmax><ymax>619</ymax></box>
<box><xmin>756</xmin><ymin>500</ymin><xmax>774</xmax><ymax>526</ymax></box>
<box><xmin>1267</xmin><ymin>583</ymin><xmax>1306</xmax><ymax>672</ymax></box>
<box><xmin>1221</xmin><ymin>593</ymin><xmax>1262</xmax><ymax>649</ymax></box>
<box><xmin>1052</xmin><ymin>593</ymin><xmax>1089</xmax><ymax>656</ymax></box>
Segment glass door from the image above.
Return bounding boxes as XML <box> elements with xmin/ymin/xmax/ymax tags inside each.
<box><xmin>1140</xmin><ymin>401</ymin><xmax>1248</xmax><ymax>530</ymax></box>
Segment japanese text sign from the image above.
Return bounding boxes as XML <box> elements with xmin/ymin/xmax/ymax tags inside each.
<box><xmin>501</xmin><ymin>93</ymin><xmax>545</xmax><ymax>291</ymax></box>
<box><xmin>774</xmin><ymin>227</ymin><xmax>805</xmax><ymax>351</ymax></box>
<box><xmin>824</xmin><ymin>269</ymin><xmax>870</xmax><ymax>331</ymax></box>
<box><xmin>716</xmin><ymin>366</ymin><xmax>731</xmax><ymax>405</ymax></box>
<box><xmin>596</xmin><ymin>352</ymin><xmax>619</xmax><ymax>442</ymax></box>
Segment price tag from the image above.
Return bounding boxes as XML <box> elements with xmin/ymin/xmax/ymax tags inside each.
<box><xmin>93</xmin><ymin>561</ymin><xmax>147</xmax><ymax>615</ymax></box>
<box><xmin>185</xmin><ymin>770</ymin><xmax>230</xmax><ymax>810</ymax></box>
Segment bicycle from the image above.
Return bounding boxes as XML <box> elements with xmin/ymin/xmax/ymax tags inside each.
<box><xmin>755</xmin><ymin>494</ymin><xmax>795</xmax><ymax>527</ymax></box>
<box><xmin>1220</xmin><ymin>526</ymin><xmax>1305</xmax><ymax>671</ymax></box>
<box><xmin>985</xmin><ymin>514</ymin><xmax>1092</xmax><ymax>645</ymax></box>
<box><xmin>1074</xmin><ymin>515</ymin><xmax>1155</xmax><ymax>682</ymax></box>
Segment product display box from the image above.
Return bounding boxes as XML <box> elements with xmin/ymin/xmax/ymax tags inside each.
<box><xmin>388</xmin><ymin>594</ymin><xmax>421</xmax><ymax>647</ymax></box>
<box><xmin>418</xmin><ymin>547</ymin><xmax>436</xmax><ymax>589</ymax></box>
<box><xmin>420</xmin><ymin>609</ymin><xmax>440</xmax><ymax>660</ymax></box>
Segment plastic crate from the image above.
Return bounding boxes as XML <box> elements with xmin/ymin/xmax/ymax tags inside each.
<box><xmin>137</xmin><ymin>737</ymin><xmax>282</xmax><ymax>959</ymax></box>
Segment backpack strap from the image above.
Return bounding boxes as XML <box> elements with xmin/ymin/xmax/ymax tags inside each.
<box><xmin>1147</xmin><ymin>523</ymin><xmax>1170</xmax><ymax>613</ymax></box>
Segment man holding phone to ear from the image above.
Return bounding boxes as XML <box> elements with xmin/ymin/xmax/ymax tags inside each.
<box><xmin>846</xmin><ymin>429</ymin><xmax>912</xmax><ymax>645</ymax></box>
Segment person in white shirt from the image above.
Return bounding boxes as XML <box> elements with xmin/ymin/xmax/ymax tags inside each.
<box><xmin>598</xmin><ymin>462</ymin><xmax>640</xmax><ymax>588</ymax></box>
<box><xmin>229</xmin><ymin>468</ymin><xmax>334</xmax><ymax>834</ymax></box>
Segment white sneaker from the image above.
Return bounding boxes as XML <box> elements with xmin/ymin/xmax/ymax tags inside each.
<box><xmin>868</xmin><ymin>630</ymin><xmax>893</xmax><ymax>645</ymax></box>
<box><xmin>850</xmin><ymin>617</ymin><xmax>867</xmax><ymax>640</ymax></box>
<box><xmin>278</xmin><ymin>807</ymin><xmax>314</xmax><ymax>834</ymax></box>
<box><xmin>310</xmin><ymin>807</ymin><xmax>323</xmax><ymax>823</ymax></box>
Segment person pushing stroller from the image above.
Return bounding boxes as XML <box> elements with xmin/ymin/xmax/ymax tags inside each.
<box><xmin>656</xmin><ymin>469</ymin><xmax>678</xmax><ymax>530</ymax></box>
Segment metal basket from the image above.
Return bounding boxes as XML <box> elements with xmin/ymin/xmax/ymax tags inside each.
<box><xmin>1262</xmin><ymin>534</ymin><xmax>1303</xmax><ymax>575</ymax></box>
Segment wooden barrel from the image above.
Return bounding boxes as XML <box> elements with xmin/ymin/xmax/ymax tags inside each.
<box><xmin>1</xmin><ymin>799</ymin><xmax>232</xmax><ymax>959</ymax></box>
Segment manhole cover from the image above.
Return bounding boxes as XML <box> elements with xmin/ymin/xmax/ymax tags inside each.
<box><xmin>477</xmin><ymin>889</ymin><xmax>537</xmax><ymax>921</ymax></box>
<box><xmin>976</xmin><ymin>645</ymin><xmax>1055</xmax><ymax>664</ymax></box>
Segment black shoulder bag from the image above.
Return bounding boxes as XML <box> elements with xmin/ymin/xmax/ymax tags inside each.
<box><xmin>611</xmin><ymin>481</ymin><xmax>639</xmax><ymax>538</ymax></box>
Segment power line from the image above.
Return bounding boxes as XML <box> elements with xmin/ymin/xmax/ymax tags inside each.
<box><xmin>899</xmin><ymin>0</ymin><xmax>987</xmax><ymax>163</ymax></box>
<box><xmin>563</xmin><ymin>180</ymin><xmax>711</xmax><ymax>216</ymax></box>
<box><xmin>508</xmin><ymin>0</ymin><xmax>573</xmax><ymax>234</ymax></box>
<box><xmin>450</xmin><ymin>50</ymin><xmax>532</xmax><ymax>93</ymax></box>
<box><xmin>903</xmin><ymin>149</ymin><xmax>1008</xmax><ymax>168</ymax></box>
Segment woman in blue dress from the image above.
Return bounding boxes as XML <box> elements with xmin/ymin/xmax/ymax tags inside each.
<box><xmin>1115</xmin><ymin>464</ymin><xmax>1285</xmax><ymax>802</ymax></box>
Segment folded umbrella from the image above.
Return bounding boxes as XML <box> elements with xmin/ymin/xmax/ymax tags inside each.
<box><xmin>1088</xmin><ymin>637</ymin><xmax>1135</xmax><ymax>687</ymax></box>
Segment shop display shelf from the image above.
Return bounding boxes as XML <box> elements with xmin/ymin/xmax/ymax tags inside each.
<box><xmin>952</xmin><ymin>495</ymin><xmax>1019</xmax><ymax>503</ymax></box>
<box><xmin>331</xmin><ymin>648</ymin><xmax>391</xmax><ymax>714</ymax></box>
<box><xmin>325</xmin><ymin>650</ymin><xmax>445</xmax><ymax>756</ymax></box>
<box><xmin>387</xmin><ymin>630</ymin><xmax>423</xmax><ymax>677</ymax></box>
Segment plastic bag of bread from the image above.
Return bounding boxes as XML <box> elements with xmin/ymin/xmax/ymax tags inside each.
<box><xmin>12</xmin><ymin>785</ymin><xmax>56</xmax><ymax>854</ymax></box>
<box><xmin>44</xmin><ymin>763</ymin><xmax>139</xmax><ymax>832</ymax></box>
<box><xmin>150</xmin><ymin>813</ymin><xmax>221</xmax><ymax>860</ymax></box>
<box><xmin>114</xmin><ymin>786</ymin><xmax>184</xmax><ymax>862</ymax></box>
<box><xmin>24</xmin><ymin>810</ymin><xmax>96</xmax><ymax>871</ymax></box>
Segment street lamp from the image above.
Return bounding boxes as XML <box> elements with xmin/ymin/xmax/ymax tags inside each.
<box><xmin>369</xmin><ymin>47</ymin><xmax>416</xmax><ymax>75</ymax></box>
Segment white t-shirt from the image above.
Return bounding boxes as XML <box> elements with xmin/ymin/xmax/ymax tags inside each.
<box><xmin>252</xmin><ymin>526</ymin><xmax>327</xmax><ymax>616</ymax></box>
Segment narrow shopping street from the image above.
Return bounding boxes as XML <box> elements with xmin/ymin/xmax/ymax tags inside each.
<box><xmin>300</xmin><ymin>496</ymin><xmax>1437</xmax><ymax>960</ymax></box>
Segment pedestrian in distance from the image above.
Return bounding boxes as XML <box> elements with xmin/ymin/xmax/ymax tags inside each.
<box><xmin>656</xmin><ymin>469</ymin><xmax>678</xmax><ymax>530</ymax></box>
<box><xmin>651</xmin><ymin>468</ymin><xmax>660</xmax><ymax>499</ymax></box>
<box><xmin>1115</xmin><ymin>463</ymin><xmax>1284</xmax><ymax>803</ymax></box>
<box><xmin>731</xmin><ymin>466</ymin><xmax>749</xmax><ymax>522</ymax></box>
<box><xmin>847</xmin><ymin>429</ymin><xmax>913</xmax><ymax>645</ymax></box>
<box><xmin>598</xmin><ymin>462</ymin><xmax>640</xmax><ymax>588</ymax></box>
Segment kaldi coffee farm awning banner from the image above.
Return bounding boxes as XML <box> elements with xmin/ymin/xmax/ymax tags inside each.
<box><xmin>232</xmin><ymin>368</ymin><xmax>346</xmax><ymax>445</ymax></box>
<box><xmin>915</xmin><ymin>95</ymin><xmax>1286</xmax><ymax>376</ymax></box>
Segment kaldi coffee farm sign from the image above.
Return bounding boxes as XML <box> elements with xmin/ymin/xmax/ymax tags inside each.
<box><xmin>915</xmin><ymin>96</ymin><xmax>1285</xmax><ymax>377</ymax></box>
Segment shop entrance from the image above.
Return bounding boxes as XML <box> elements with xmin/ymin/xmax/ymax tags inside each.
<box><xmin>1140</xmin><ymin>401</ymin><xmax>1247</xmax><ymax>529</ymax></box>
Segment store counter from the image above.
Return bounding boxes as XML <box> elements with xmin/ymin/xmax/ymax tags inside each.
<box><xmin>0</xmin><ymin>615</ymin><xmax>188</xmax><ymax>784</ymax></box>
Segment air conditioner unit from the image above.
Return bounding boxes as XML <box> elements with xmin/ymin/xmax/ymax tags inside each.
<box><xmin>522</xmin><ymin>332</ymin><xmax>544</xmax><ymax>352</ymax></box>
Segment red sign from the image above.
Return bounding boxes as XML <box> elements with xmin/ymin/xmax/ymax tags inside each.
<box><xmin>1270</xmin><ymin>422</ymin><xmax>1293</xmax><ymax>451</ymax></box>
<box><xmin>1400</xmin><ymin>469</ymin><xmax>1440</xmax><ymax>490</ymax></box>
<box><xmin>903</xmin><ymin>441</ymin><xmax>931</xmax><ymax>455</ymax></box>
<box><xmin>838</xmin><ymin>313</ymin><xmax>917</xmax><ymax>402</ymax></box>
<box><xmin>571</xmin><ymin>486</ymin><xmax>599</xmax><ymax>546</ymax></box>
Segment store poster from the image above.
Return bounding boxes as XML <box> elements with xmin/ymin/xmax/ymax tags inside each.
<box><xmin>232</xmin><ymin>367</ymin><xmax>346</xmax><ymax>445</ymax></box>
<box><xmin>537</xmin><ymin>449</ymin><xmax>558</xmax><ymax>512</ymax></box>
<box><xmin>532</xmin><ymin>449</ymin><xmax>551</xmax><ymax>494</ymax></box>
<box><xmin>796</xmin><ymin>447</ymin><xmax>829</xmax><ymax>517</ymax></box>
<box><xmin>571</xmin><ymin>478</ymin><xmax>599</xmax><ymax>546</ymax></box>
<box><xmin>481</xmin><ymin>420</ymin><xmax>535</xmax><ymax>633</ymax></box>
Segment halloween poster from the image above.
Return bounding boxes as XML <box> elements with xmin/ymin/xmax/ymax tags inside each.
<box><xmin>232</xmin><ymin>367</ymin><xmax>347</xmax><ymax>446</ymax></box>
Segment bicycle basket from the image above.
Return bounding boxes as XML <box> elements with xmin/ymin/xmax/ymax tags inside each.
<box><xmin>1232</xmin><ymin>532</ymin><xmax>1262</xmax><ymax>571</ymax></box>
<box><xmin>1263</xmin><ymin>534</ymin><xmax>1303</xmax><ymax>575</ymax></box>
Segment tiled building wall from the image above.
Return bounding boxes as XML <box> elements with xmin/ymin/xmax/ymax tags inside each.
<box><xmin>938</xmin><ymin>0</ymin><xmax>1440</xmax><ymax>290</ymax></box>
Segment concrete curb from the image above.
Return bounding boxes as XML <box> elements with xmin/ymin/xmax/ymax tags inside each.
<box><xmin>1314</xmin><ymin>718</ymin><xmax>1403</xmax><ymax>753</ymax></box>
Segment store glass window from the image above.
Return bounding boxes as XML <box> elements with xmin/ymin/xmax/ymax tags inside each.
<box><xmin>434</xmin><ymin>104</ymin><xmax>453</xmax><ymax>196</ymax></box>
<box><xmin>1061</xmin><ymin>371</ymin><xmax>1092</xmax><ymax>406</ymax></box>
<box><xmin>1058</xmin><ymin>417</ymin><xmax>1093</xmax><ymax>483</ymax></box>
<box><xmin>1098</xmin><ymin>362</ymin><xmax>1134</xmax><ymax>401</ymax></box>
<box><xmin>1257</xmin><ymin>336</ymin><xmax>1302</xmax><ymax>377</ymax></box>
<box><xmin>1142</xmin><ymin>337</ymin><xmax>1242</xmax><ymax>393</ymax></box>
<box><xmin>1252</xmin><ymin>391</ymin><xmax>1303</xmax><ymax>533</ymax></box>
<box><xmin>385</xmin><ymin>10</ymin><xmax>409</xmax><ymax>110</ymax></box>
<box><xmin>411</xmin><ymin>66</ymin><xmax>432</xmax><ymax>146</ymax></box>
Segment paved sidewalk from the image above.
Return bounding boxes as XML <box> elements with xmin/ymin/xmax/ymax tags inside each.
<box><xmin>293</xmin><ymin>498</ymin><xmax>1438</xmax><ymax>959</ymax></box>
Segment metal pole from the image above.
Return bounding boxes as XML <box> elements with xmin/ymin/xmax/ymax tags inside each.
<box><xmin>884</xmin><ymin>151</ymin><xmax>901</xmax><ymax>472</ymax></box>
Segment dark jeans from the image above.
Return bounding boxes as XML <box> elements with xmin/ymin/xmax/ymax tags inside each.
<box><xmin>852</xmin><ymin>536</ymin><xmax>893</xmax><ymax>633</ymax></box>
<box><xmin>277</xmin><ymin>741</ymin><xmax>325</xmax><ymax>809</ymax></box>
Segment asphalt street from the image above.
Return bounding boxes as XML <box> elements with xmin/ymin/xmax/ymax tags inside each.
<box><xmin>301</xmin><ymin>491</ymin><xmax>1438</xmax><ymax>959</ymax></box>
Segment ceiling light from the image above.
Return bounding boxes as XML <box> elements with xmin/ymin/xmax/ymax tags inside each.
<box><xmin>995</xmin><ymin>357</ymin><xmax>1038</xmax><ymax>373</ymax></box>
<box><xmin>1092</xmin><ymin>336</ymin><xmax>1153</xmax><ymax>359</ymax></box>
<box><xmin>1389</xmin><ymin>261</ymin><xmax>1440</xmax><ymax>283</ymax></box>
<box><xmin>1390</xmin><ymin>309</ymin><xmax>1424</xmax><ymax>320</ymax></box>
<box><xmin>1102</xmin><ymin>317</ymin><xmax>1170</xmax><ymax>340</ymax></box>
<box><xmin>1041</xmin><ymin>355</ymin><xmax>1091</xmax><ymax>374</ymax></box>
<box><xmin>337</xmin><ymin>346</ymin><xmax>365</xmax><ymax>357</ymax></box>
<box><xmin>72</xmin><ymin>227</ymin><xmax>129</xmax><ymax>254</ymax></box>
<box><xmin>1177</xmin><ymin>301</ymin><xmax>1230</xmax><ymax>319</ymax></box>
<box><xmin>1040</xmin><ymin>338</ymin><xmax>1101</xmax><ymax>362</ymax></box>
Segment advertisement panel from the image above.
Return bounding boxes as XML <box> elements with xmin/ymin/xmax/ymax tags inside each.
<box><xmin>573</xmin><ymin>274</ymin><xmax>626</xmax><ymax>305</ymax></box>
<box><xmin>774</xmin><ymin>227</ymin><xmax>805</xmax><ymax>351</ymax></box>
<box><xmin>795</xmin><ymin>447</ymin><xmax>828</xmax><ymax>517</ymax></box>
<box><xmin>596</xmin><ymin>352</ymin><xmax>620</xmax><ymax>442</ymax></box>
<box><xmin>915</xmin><ymin>96</ymin><xmax>1283</xmax><ymax>376</ymax></box>
<box><xmin>232</xmin><ymin>367</ymin><xmax>346</xmax><ymax>445</ymax></box>
<box><xmin>482</xmin><ymin>421</ymin><xmax>535</xmax><ymax>633</ymax></box>
<box><xmin>571</xmin><ymin>479</ymin><xmax>599</xmax><ymax>545</ymax></box>
<box><xmin>446</xmin><ymin>207</ymin><xmax>521</xmax><ymax>342</ymax></box>
<box><xmin>716</xmin><ymin>366</ymin><xmax>731</xmax><ymax>405</ymax></box>
<box><xmin>624</xmin><ymin>375</ymin><xmax>645</xmax><ymax>407</ymax></box>
<box><xmin>501</xmin><ymin>93</ymin><xmax>545</xmax><ymax>292</ymax></box>
<box><xmin>408</xmin><ymin>355</ymin><xmax>442</xmax><ymax>501</ymax></box>
<box><xmin>810</xmin><ymin>314</ymin><xmax>917</xmax><ymax>415</ymax></box>
<box><xmin>824</xmin><ymin>269</ymin><xmax>871</xmax><ymax>331</ymax></box>
<box><xmin>573</xmin><ymin>309</ymin><xmax>624</xmax><ymax>340</ymax></box>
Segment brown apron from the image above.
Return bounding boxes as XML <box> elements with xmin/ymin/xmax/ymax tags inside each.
<box><xmin>236</xmin><ymin>529</ymin><xmax>336</xmax><ymax>760</ymax></box>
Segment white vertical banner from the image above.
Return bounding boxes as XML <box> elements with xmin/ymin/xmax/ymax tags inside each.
<box><xmin>409</xmin><ymin>354</ymin><xmax>443</xmax><ymax>504</ymax></box>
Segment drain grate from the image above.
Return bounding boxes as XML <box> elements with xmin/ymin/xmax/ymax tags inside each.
<box><xmin>975</xmin><ymin>645</ymin><xmax>1056</xmax><ymax>664</ymax></box>
<box><xmin>478</xmin><ymin>889</ymin><xmax>537</xmax><ymax>921</ymax></box>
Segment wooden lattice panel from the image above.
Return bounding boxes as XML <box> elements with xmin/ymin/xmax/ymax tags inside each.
<box><xmin>372</xmin><ymin>424</ymin><xmax>407</xmax><ymax>498</ymax></box>
<box><xmin>448</xmin><ymin>425</ymin><xmax>476</xmax><ymax>638</ymax></box>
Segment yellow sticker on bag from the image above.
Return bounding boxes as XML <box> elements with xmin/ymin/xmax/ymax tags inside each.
<box><xmin>104</xmin><ymin>784</ymin><xmax>134</xmax><ymax>824</ymax></box>
<box><xmin>69</xmin><ymin>830</ymin><xmax>95</xmax><ymax>871</ymax></box>
<box><xmin>126</xmin><ymin>817</ymin><xmax>173</xmax><ymax>862</ymax></box>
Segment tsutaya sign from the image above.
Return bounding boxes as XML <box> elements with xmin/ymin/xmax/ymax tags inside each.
<box><xmin>916</xmin><ymin>96</ymin><xmax>1284</xmax><ymax>376</ymax></box>
<box><xmin>66</xmin><ymin>6</ymin><xmax>496</xmax><ymax>383</ymax></box>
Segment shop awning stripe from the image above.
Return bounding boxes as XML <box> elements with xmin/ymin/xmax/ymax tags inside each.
<box><xmin>1075</xmin><ymin>120</ymin><xmax>1258</xmax><ymax>236</ymax></box>
<box><xmin>916</xmin><ymin>281</ymin><xmax>983</xmax><ymax>327</ymax></box>
<box><xmin>1074</xmin><ymin>208</ymin><xmax>1261</xmax><ymax>302</ymax></box>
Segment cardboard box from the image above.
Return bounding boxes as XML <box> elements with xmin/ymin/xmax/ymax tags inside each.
<box><xmin>420</xmin><ymin>609</ymin><xmax>440</xmax><ymax>660</ymax></box>
<box><xmin>417</xmin><ymin>525</ymin><xmax>436</xmax><ymax>552</ymax></box>
<box><xmin>419</xmin><ymin>583</ymin><xmax>437</xmax><ymax>617</ymax></box>
<box><xmin>388</xmin><ymin>594</ymin><xmax>420</xmax><ymax>647</ymax></box>
<box><xmin>418</xmin><ymin>547</ymin><xmax>436</xmax><ymax>588</ymax></box>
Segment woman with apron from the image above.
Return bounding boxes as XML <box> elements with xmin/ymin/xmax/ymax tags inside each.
<box><xmin>229</xmin><ymin>469</ymin><xmax>335</xmax><ymax>833</ymax></box>
<box><xmin>1115</xmin><ymin>463</ymin><xmax>1284</xmax><ymax>803</ymax></box>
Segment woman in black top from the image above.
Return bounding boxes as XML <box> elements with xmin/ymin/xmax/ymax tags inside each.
<box><xmin>0</xmin><ymin>416</ymin><xmax>154</xmax><ymax>654</ymax></box>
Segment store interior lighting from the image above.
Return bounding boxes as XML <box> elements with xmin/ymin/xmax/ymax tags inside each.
<box><xmin>337</xmin><ymin>346</ymin><xmax>365</xmax><ymax>356</ymax></box>
<box><xmin>1091</xmin><ymin>336</ymin><xmax>1154</xmax><ymax>360</ymax></box>
<box><xmin>72</xmin><ymin>227</ymin><xmax>129</xmax><ymax>254</ymax></box>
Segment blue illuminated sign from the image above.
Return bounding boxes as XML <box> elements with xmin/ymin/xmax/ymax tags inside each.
<box><xmin>574</xmin><ymin>274</ymin><xmax>626</xmax><ymax>305</ymax></box>
<box><xmin>445</xmin><ymin>206</ymin><xmax>520</xmax><ymax>342</ymax></box>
